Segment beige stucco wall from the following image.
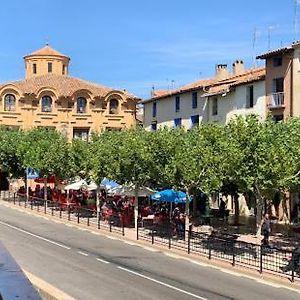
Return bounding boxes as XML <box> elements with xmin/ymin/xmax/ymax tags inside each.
<box><xmin>0</xmin><ymin>88</ymin><xmax>137</xmax><ymax>139</ymax></box>
<box><xmin>25</xmin><ymin>55</ymin><xmax>70</xmax><ymax>79</ymax></box>
<box><xmin>265</xmin><ymin>52</ymin><xmax>293</xmax><ymax>118</ymax></box>
<box><xmin>292</xmin><ymin>45</ymin><xmax>300</xmax><ymax>116</ymax></box>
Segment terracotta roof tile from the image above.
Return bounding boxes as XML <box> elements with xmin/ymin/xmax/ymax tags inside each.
<box><xmin>0</xmin><ymin>74</ymin><xmax>115</xmax><ymax>98</ymax></box>
<box><xmin>24</xmin><ymin>46</ymin><xmax>69</xmax><ymax>59</ymax></box>
<box><xmin>203</xmin><ymin>67</ymin><xmax>265</xmax><ymax>96</ymax></box>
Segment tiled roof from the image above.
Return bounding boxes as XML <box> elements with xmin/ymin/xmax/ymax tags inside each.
<box><xmin>141</xmin><ymin>67</ymin><xmax>265</xmax><ymax>103</ymax></box>
<box><xmin>256</xmin><ymin>46</ymin><xmax>293</xmax><ymax>59</ymax></box>
<box><xmin>24</xmin><ymin>46</ymin><xmax>69</xmax><ymax>59</ymax></box>
<box><xmin>0</xmin><ymin>74</ymin><xmax>115</xmax><ymax>98</ymax></box>
<box><xmin>203</xmin><ymin>67</ymin><xmax>265</xmax><ymax>96</ymax></box>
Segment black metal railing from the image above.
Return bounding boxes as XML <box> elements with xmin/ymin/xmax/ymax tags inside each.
<box><xmin>2</xmin><ymin>192</ymin><xmax>299</xmax><ymax>282</ymax></box>
<box><xmin>137</xmin><ymin>222</ymin><xmax>300</xmax><ymax>282</ymax></box>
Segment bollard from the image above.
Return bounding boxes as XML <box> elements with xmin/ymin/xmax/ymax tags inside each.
<box><xmin>109</xmin><ymin>217</ymin><xmax>112</xmax><ymax>232</ymax></box>
<box><xmin>68</xmin><ymin>207</ymin><xmax>71</xmax><ymax>221</ymax></box>
<box><xmin>87</xmin><ymin>214</ymin><xmax>90</xmax><ymax>226</ymax></box>
<box><xmin>51</xmin><ymin>205</ymin><xmax>54</xmax><ymax>216</ymax></box>
<box><xmin>97</xmin><ymin>213</ymin><xmax>100</xmax><ymax>229</ymax></box>
<box><xmin>59</xmin><ymin>204</ymin><xmax>62</xmax><ymax>218</ymax></box>
<box><xmin>13</xmin><ymin>193</ymin><xmax>16</xmax><ymax>204</ymax></box>
<box><xmin>136</xmin><ymin>221</ymin><xmax>139</xmax><ymax>240</ymax></box>
<box><xmin>31</xmin><ymin>199</ymin><xmax>33</xmax><ymax>210</ymax></box>
<box><xmin>44</xmin><ymin>201</ymin><xmax>47</xmax><ymax>214</ymax></box>
<box><xmin>77</xmin><ymin>209</ymin><xmax>80</xmax><ymax>223</ymax></box>
<box><xmin>122</xmin><ymin>217</ymin><xmax>125</xmax><ymax>236</ymax></box>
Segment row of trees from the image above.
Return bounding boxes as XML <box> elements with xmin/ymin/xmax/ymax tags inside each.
<box><xmin>1</xmin><ymin>115</ymin><xmax>300</xmax><ymax>231</ymax></box>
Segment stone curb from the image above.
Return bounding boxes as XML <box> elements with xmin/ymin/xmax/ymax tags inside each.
<box><xmin>24</xmin><ymin>270</ymin><xmax>75</xmax><ymax>300</ymax></box>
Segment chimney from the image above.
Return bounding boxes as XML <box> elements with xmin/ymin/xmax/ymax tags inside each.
<box><xmin>215</xmin><ymin>64</ymin><xmax>229</xmax><ymax>79</ymax></box>
<box><xmin>232</xmin><ymin>60</ymin><xmax>245</xmax><ymax>75</ymax></box>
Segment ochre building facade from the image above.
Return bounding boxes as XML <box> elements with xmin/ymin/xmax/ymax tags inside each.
<box><xmin>0</xmin><ymin>45</ymin><xmax>139</xmax><ymax>139</ymax></box>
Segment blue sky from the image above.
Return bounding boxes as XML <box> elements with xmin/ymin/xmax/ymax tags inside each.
<box><xmin>0</xmin><ymin>0</ymin><xmax>296</xmax><ymax>99</ymax></box>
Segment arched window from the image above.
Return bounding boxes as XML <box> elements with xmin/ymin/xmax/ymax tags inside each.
<box><xmin>77</xmin><ymin>97</ymin><xmax>87</xmax><ymax>114</ymax></box>
<box><xmin>4</xmin><ymin>94</ymin><xmax>16</xmax><ymax>111</ymax></box>
<box><xmin>41</xmin><ymin>96</ymin><xmax>52</xmax><ymax>112</ymax></box>
<box><xmin>109</xmin><ymin>99</ymin><xmax>119</xmax><ymax>114</ymax></box>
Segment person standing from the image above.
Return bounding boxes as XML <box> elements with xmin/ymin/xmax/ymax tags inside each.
<box><xmin>261</xmin><ymin>213</ymin><xmax>271</xmax><ymax>246</ymax></box>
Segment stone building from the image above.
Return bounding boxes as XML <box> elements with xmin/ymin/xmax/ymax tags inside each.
<box><xmin>0</xmin><ymin>45</ymin><xmax>140</xmax><ymax>139</ymax></box>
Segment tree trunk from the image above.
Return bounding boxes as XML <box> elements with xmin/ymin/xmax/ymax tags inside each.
<box><xmin>233</xmin><ymin>193</ymin><xmax>239</xmax><ymax>225</ymax></box>
<box><xmin>255</xmin><ymin>185</ymin><xmax>263</xmax><ymax>237</ymax></box>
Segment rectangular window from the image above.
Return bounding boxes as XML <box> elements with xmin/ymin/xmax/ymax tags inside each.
<box><xmin>151</xmin><ymin>123</ymin><xmax>157</xmax><ymax>131</ymax></box>
<box><xmin>62</xmin><ymin>65</ymin><xmax>66</xmax><ymax>75</ymax></box>
<box><xmin>175</xmin><ymin>96</ymin><xmax>180</xmax><ymax>112</ymax></box>
<box><xmin>174</xmin><ymin>118</ymin><xmax>182</xmax><ymax>128</ymax></box>
<box><xmin>273</xmin><ymin>57</ymin><xmax>282</xmax><ymax>67</ymax></box>
<box><xmin>152</xmin><ymin>101</ymin><xmax>157</xmax><ymax>118</ymax></box>
<box><xmin>246</xmin><ymin>85</ymin><xmax>254</xmax><ymax>108</ymax></box>
<box><xmin>33</xmin><ymin>63</ymin><xmax>37</xmax><ymax>74</ymax></box>
<box><xmin>212</xmin><ymin>97</ymin><xmax>218</xmax><ymax>115</ymax></box>
<box><xmin>272</xmin><ymin>77</ymin><xmax>284</xmax><ymax>93</ymax></box>
<box><xmin>48</xmin><ymin>62</ymin><xmax>52</xmax><ymax>73</ymax></box>
<box><xmin>192</xmin><ymin>92</ymin><xmax>198</xmax><ymax>109</ymax></box>
<box><xmin>73</xmin><ymin>128</ymin><xmax>90</xmax><ymax>141</ymax></box>
<box><xmin>191</xmin><ymin>115</ymin><xmax>199</xmax><ymax>128</ymax></box>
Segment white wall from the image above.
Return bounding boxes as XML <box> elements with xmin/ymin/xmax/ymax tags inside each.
<box><xmin>143</xmin><ymin>80</ymin><xmax>266</xmax><ymax>130</ymax></box>
<box><xmin>143</xmin><ymin>89</ymin><xmax>208</xmax><ymax>130</ymax></box>
<box><xmin>208</xmin><ymin>80</ymin><xmax>266</xmax><ymax>124</ymax></box>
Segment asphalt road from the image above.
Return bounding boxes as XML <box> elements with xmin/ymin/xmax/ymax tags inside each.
<box><xmin>0</xmin><ymin>203</ymin><xmax>299</xmax><ymax>300</ymax></box>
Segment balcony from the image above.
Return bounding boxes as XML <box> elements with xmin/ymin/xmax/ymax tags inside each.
<box><xmin>268</xmin><ymin>92</ymin><xmax>285</xmax><ymax>109</ymax></box>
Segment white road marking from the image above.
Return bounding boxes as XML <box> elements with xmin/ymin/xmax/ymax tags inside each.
<box><xmin>96</xmin><ymin>258</ymin><xmax>110</xmax><ymax>264</ymax></box>
<box><xmin>0</xmin><ymin>220</ymin><xmax>71</xmax><ymax>250</ymax></box>
<box><xmin>117</xmin><ymin>266</ymin><xmax>208</xmax><ymax>300</ymax></box>
<box><xmin>77</xmin><ymin>251</ymin><xmax>89</xmax><ymax>256</ymax></box>
<box><xmin>124</xmin><ymin>241</ymin><xmax>138</xmax><ymax>246</ymax></box>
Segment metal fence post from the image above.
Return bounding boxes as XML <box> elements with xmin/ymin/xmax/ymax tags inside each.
<box><xmin>77</xmin><ymin>208</ymin><xmax>80</xmax><ymax>223</ymax></box>
<box><xmin>97</xmin><ymin>213</ymin><xmax>100</xmax><ymax>229</ymax></box>
<box><xmin>31</xmin><ymin>199</ymin><xmax>33</xmax><ymax>210</ymax></box>
<box><xmin>152</xmin><ymin>225</ymin><xmax>154</xmax><ymax>244</ymax></box>
<box><xmin>260</xmin><ymin>245</ymin><xmax>263</xmax><ymax>273</ymax></box>
<box><xmin>59</xmin><ymin>204</ymin><xmax>62</xmax><ymax>218</ymax></box>
<box><xmin>292</xmin><ymin>253</ymin><xmax>295</xmax><ymax>283</ymax></box>
<box><xmin>109</xmin><ymin>217</ymin><xmax>112</xmax><ymax>232</ymax></box>
<box><xmin>87</xmin><ymin>213</ymin><xmax>90</xmax><ymax>226</ymax></box>
<box><xmin>232</xmin><ymin>240</ymin><xmax>235</xmax><ymax>266</ymax></box>
<box><xmin>136</xmin><ymin>221</ymin><xmax>139</xmax><ymax>240</ymax></box>
<box><xmin>208</xmin><ymin>236</ymin><xmax>212</xmax><ymax>260</ymax></box>
<box><xmin>68</xmin><ymin>207</ymin><xmax>71</xmax><ymax>221</ymax></box>
<box><xmin>122</xmin><ymin>214</ymin><xmax>125</xmax><ymax>236</ymax></box>
<box><xmin>51</xmin><ymin>204</ymin><xmax>54</xmax><ymax>216</ymax></box>
<box><xmin>169</xmin><ymin>224</ymin><xmax>172</xmax><ymax>249</ymax></box>
<box><xmin>13</xmin><ymin>193</ymin><xmax>16</xmax><ymax>204</ymax></box>
<box><xmin>188</xmin><ymin>224</ymin><xmax>192</xmax><ymax>254</ymax></box>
